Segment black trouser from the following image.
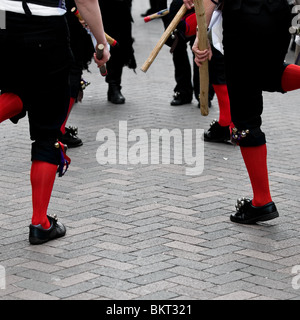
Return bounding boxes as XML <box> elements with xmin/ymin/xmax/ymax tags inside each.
<box><xmin>150</xmin><ymin>0</ymin><xmax>167</xmax><ymax>11</ymax></box>
<box><xmin>209</xmin><ymin>46</ymin><xmax>226</xmax><ymax>85</ymax></box>
<box><xmin>222</xmin><ymin>4</ymin><xmax>291</xmax><ymax>146</ymax></box>
<box><xmin>0</xmin><ymin>12</ymin><xmax>72</xmax><ymax>164</ymax></box>
<box><xmin>66</xmin><ymin>0</ymin><xmax>95</xmax><ymax>99</ymax></box>
<box><xmin>172</xmin><ymin>35</ymin><xmax>199</xmax><ymax>100</ymax></box>
<box><xmin>98</xmin><ymin>0</ymin><xmax>134</xmax><ymax>88</ymax></box>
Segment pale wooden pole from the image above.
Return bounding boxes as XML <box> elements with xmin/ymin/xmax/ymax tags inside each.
<box><xmin>141</xmin><ymin>4</ymin><xmax>187</xmax><ymax>73</ymax></box>
<box><xmin>194</xmin><ymin>0</ymin><xmax>209</xmax><ymax>116</ymax></box>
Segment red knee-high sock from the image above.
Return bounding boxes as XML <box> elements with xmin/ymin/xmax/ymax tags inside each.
<box><xmin>240</xmin><ymin>144</ymin><xmax>272</xmax><ymax>207</ymax></box>
<box><xmin>281</xmin><ymin>64</ymin><xmax>300</xmax><ymax>92</ymax></box>
<box><xmin>212</xmin><ymin>84</ymin><xmax>232</xmax><ymax>127</ymax></box>
<box><xmin>31</xmin><ymin>160</ymin><xmax>58</xmax><ymax>229</ymax></box>
<box><xmin>60</xmin><ymin>97</ymin><xmax>76</xmax><ymax>135</ymax></box>
<box><xmin>0</xmin><ymin>93</ymin><xmax>23</xmax><ymax>123</ymax></box>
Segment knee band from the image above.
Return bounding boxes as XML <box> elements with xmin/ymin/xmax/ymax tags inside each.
<box><xmin>231</xmin><ymin>126</ymin><xmax>266</xmax><ymax>147</ymax></box>
<box><xmin>31</xmin><ymin>139</ymin><xmax>61</xmax><ymax>165</ymax></box>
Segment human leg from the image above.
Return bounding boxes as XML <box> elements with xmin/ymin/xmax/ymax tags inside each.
<box><xmin>17</xmin><ymin>14</ymin><xmax>72</xmax><ymax>242</ymax></box>
<box><xmin>171</xmin><ymin>38</ymin><xmax>193</xmax><ymax>105</ymax></box>
<box><xmin>281</xmin><ymin>64</ymin><xmax>300</xmax><ymax>92</ymax></box>
<box><xmin>30</xmin><ymin>160</ymin><xmax>57</xmax><ymax>229</ymax></box>
<box><xmin>203</xmin><ymin>84</ymin><xmax>231</xmax><ymax>143</ymax></box>
<box><xmin>204</xmin><ymin>46</ymin><xmax>231</xmax><ymax>142</ymax></box>
<box><xmin>106</xmin><ymin>61</ymin><xmax>125</xmax><ymax>104</ymax></box>
<box><xmin>222</xmin><ymin>8</ymin><xmax>291</xmax><ymax>223</ymax></box>
<box><xmin>0</xmin><ymin>93</ymin><xmax>23</xmax><ymax>123</ymax></box>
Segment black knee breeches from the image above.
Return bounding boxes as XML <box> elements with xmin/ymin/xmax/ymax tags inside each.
<box><xmin>222</xmin><ymin>5</ymin><xmax>291</xmax><ymax>146</ymax></box>
<box><xmin>0</xmin><ymin>12</ymin><xmax>72</xmax><ymax>165</ymax></box>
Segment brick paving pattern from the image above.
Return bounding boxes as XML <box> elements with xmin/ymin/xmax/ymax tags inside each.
<box><xmin>0</xmin><ymin>0</ymin><xmax>300</xmax><ymax>300</ymax></box>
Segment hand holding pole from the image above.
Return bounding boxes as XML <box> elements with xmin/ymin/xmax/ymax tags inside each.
<box><xmin>96</xmin><ymin>44</ymin><xmax>108</xmax><ymax>77</ymax></box>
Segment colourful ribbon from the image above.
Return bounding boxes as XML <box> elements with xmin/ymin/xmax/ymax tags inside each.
<box><xmin>56</xmin><ymin>141</ymin><xmax>71</xmax><ymax>177</ymax></box>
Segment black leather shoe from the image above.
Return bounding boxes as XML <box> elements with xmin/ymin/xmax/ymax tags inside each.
<box><xmin>29</xmin><ymin>215</ymin><xmax>66</xmax><ymax>245</ymax></box>
<box><xmin>204</xmin><ymin>120</ymin><xmax>230</xmax><ymax>143</ymax></box>
<box><xmin>61</xmin><ymin>126</ymin><xmax>83</xmax><ymax>148</ymax></box>
<box><xmin>170</xmin><ymin>92</ymin><xmax>192</xmax><ymax>106</ymax></box>
<box><xmin>108</xmin><ymin>85</ymin><xmax>125</xmax><ymax>104</ymax></box>
<box><xmin>230</xmin><ymin>198</ymin><xmax>279</xmax><ymax>224</ymax></box>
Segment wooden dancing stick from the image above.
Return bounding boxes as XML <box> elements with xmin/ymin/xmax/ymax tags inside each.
<box><xmin>144</xmin><ymin>9</ymin><xmax>169</xmax><ymax>23</ymax></box>
<box><xmin>141</xmin><ymin>4</ymin><xmax>187</xmax><ymax>73</ymax></box>
<box><xmin>96</xmin><ymin>44</ymin><xmax>108</xmax><ymax>77</ymax></box>
<box><xmin>71</xmin><ymin>7</ymin><xmax>84</xmax><ymax>20</ymax></box>
<box><xmin>71</xmin><ymin>7</ymin><xmax>118</xmax><ymax>47</ymax></box>
<box><xmin>105</xmin><ymin>33</ymin><xmax>119</xmax><ymax>48</ymax></box>
<box><xmin>194</xmin><ymin>0</ymin><xmax>209</xmax><ymax>116</ymax></box>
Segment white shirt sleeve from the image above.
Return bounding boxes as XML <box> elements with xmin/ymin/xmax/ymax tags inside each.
<box><xmin>0</xmin><ymin>0</ymin><xmax>66</xmax><ymax>16</ymax></box>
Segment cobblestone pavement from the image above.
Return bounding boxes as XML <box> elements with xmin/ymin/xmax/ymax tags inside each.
<box><xmin>1</xmin><ymin>0</ymin><xmax>300</xmax><ymax>301</ymax></box>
